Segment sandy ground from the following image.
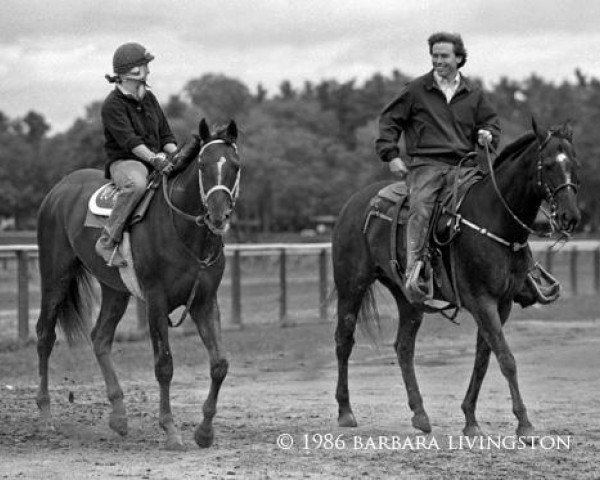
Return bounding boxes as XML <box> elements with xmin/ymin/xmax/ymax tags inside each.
<box><xmin>1</xmin><ymin>311</ymin><xmax>599</xmax><ymax>479</ymax></box>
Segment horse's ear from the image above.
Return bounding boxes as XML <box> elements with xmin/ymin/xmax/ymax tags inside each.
<box><xmin>562</xmin><ymin>119</ymin><xmax>574</xmax><ymax>142</ymax></box>
<box><xmin>531</xmin><ymin>116</ymin><xmax>545</xmax><ymax>141</ymax></box>
<box><xmin>199</xmin><ymin>119</ymin><xmax>211</xmax><ymax>142</ymax></box>
<box><xmin>226</xmin><ymin>120</ymin><xmax>238</xmax><ymax>141</ymax></box>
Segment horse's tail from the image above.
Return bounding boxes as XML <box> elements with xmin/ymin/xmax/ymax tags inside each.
<box><xmin>56</xmin><ymin>264</ymin><xmax>97</xmax><ymax>346</ymax></box>
<box><xmin>356</xmin><ymin>284</ymin><xmax>381</xmax><ymax>342</ymax></box>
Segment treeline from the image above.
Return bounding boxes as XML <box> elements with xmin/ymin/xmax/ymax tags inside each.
<box><xmin>1</xmin><ymin>68</ymin><xmax>599</xmax><ymax>233</ymax></box>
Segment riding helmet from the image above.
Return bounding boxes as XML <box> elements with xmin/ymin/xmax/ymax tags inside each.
<box><xmin>112</xmin><ymin>42</ymin><xmax>155</xmax><ymax>74</ymax></box>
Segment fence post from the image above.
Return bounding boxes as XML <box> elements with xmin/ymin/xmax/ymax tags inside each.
<box><xmin>570</xmin><ymin>247</ymin><xmax>578</xmax><ymax>296</ymax></box>
<box><xmin>279</xmin><ymin>248</ymin><xmax>287</xmax><ymax>324</ymax></box>
<box><xmin>319</xmin><ymin>249</ymin><xmax>328</xmax><ymax>321</ymax></box>
<box><xmin>231</xmin><ymin>249</ymin><xmax>242</xmax><ymax>326</ymax></box>
<box><xmin>544</xmin><ymin>248</ymin><xmax>554</xmax><ymax>274</ymax></box>
<box><xmin>16</xmin><ymin>250</ymin><xmax>29</xmax><ymax>342</ymax></box>
<box><xmin>595</xmin><ymin>248</ymin><xmax>600</xmax><ymax>294</ymax></box>
<box><xmin>136</xmin><ymin>299</ymin><xmax>147</xmax><ymax>334</ymax></box>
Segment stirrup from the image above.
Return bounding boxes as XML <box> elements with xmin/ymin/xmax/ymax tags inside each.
<box><xmin>405</xmin><ymin>260</ymin><xmax>434</xmax><ymax>304</ymax></box>
<box><xmin>526</xmin><ymin>263</ymin><xmax>560</xmax><ymax>304</ymax></box>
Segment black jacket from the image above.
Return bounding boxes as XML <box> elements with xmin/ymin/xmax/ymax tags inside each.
<box><xmin>375</xmin><ymin>70</ymin><xmax>500</xmax><ymax>165</ymax></box>
<box><xmin>101</xmin><ymin>88</ymin><xmax>176</xmax><ymax>178</ymax></box>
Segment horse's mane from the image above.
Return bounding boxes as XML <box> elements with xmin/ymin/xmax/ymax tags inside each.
<box><xmin>493</xmin><ymin>132</ymin><xmax>536</xmax><ymax>170</ymax></box>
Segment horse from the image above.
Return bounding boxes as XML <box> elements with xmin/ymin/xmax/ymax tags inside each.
<box><xmin>35</xmin><ymin>119</ymin><xmax>240</xmax><ymax>450</ymax></box>
<box><xmin>332</xmin><ymin>119</ymin><xmax>580</xmax><ymax>439</ymax></box>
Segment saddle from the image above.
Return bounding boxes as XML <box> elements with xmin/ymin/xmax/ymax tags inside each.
<box><xmin>364</xmin><ymin>166</ymin><xmax>483</xmax><ymax>315</ymax></box>
<box><xmin>84</xmin><ymin>173</ymin><xmax>161</xmax><ymax>229</ymax></box>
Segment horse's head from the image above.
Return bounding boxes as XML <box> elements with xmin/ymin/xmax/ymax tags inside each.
<box><xmin>532</xmin><ymin>118</ymin><xmax>581</xmax><ymax>233</ymax></box>
<box><xmin>197</xmin><ymin>118</ymin><xmax>240</xmax><ymax>235</ymax></box>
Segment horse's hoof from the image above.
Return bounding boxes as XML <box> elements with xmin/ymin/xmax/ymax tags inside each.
<box><xmin>194</xmin><ymin>426</ymin><xmax>214</xmax><ymax>448</ymax></box>
<box><xmin>463</xmin><ymin>424</ymin><xmax>484</xmax><ymax>437</ymax></box>
<box><xmin>165</xmin><ymin>434</ymin><xmax>186</xmax><ymax>451</ymax></box>
<box><xmin>108</xmin><ymin>413</ymin><xmax>128</xmax><ymax>437</ymax></box>
<box><xmin>516</xmin><ymin>424</ymin><xmax>536</xmax><ymax>443</ymax></box>
<box><xmin>338</xmin><ymin>412</ymin><xmax>358</xmax><ymax>428</ymax></box>
<box><xmin>411</xmin><ymin>412</ymin><xmax>431</xmax><ymax>433</ymax></box>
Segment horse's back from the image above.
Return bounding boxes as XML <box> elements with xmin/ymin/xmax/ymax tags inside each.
<box><xmin>333</xmin><ymin>180</ymin><xmax>393</xmax><ymax>239</ymax></box>
<box><xmin>40</xmin><ymin>169</ymin><xmax>106</xmax><ymax>217</ymax></box>
<box><xmin>38</xmin><ymin>168</ymin><xmax>107</xmax><ymax>246</ymax></box>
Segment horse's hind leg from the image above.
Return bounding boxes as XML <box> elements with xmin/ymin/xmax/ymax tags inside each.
<box><xmin>91</xmin><ymin>285</ymin><xmax>130</xmax><ymax>436</ymax></box>
<box><xmin>335</xmin><ymin>288</ymin><xmax>367</xmax><ymax>428</ymax></box>
<box><xmin>36</xmin><ymin>241</ymin><xmax>77</xmax><ymax>428</ymax></box>
<box><xmin>190</xmin><ymin>296</ymin><xmax>228</xmax><ymax>449</ymax></box>
<box><xmin>392</xmin><ymin>289</ymin><xmax>430</xmax><ymax>433</ymax></box>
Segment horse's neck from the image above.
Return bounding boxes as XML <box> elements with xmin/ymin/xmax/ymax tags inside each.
<box><xmin>495</xmin><ymin>144</ymin><xmax>542</xmax><ymax>224</ymax></box>
<box><xmin>471</xmin><ymin>144</ymin><xmax>541</xmax><ymax>240</ymax></box>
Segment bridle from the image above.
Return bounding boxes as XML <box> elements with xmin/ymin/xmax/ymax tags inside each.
<box><xmin>484</xmin><ymin>130</ymin><xmax>578</xmax><ymax>239</ymax></box>
<box><xmin>162</xmin><ymin>139</ymin><xmax>241</xmax><ymax>232</ymax></box>
<box><xmin>160</xmin><ymin>138</ymin><xmax>241</xmax><ymax>328</ymax></box>
<box><xmin>535</xmin><ymin>132</ymin><xmax>579</xmax><ymax>215</ymax></box>
<box><xmin>198</xmin><ymin>140</ymin><xmax>241</xmax><ymax>211</ymax></box>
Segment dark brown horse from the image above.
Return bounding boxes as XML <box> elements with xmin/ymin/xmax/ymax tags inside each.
<box><xmin>36</xmin><ymin>119</ymin><xmax>240</xmax><ymax>450</ymax></box>
<box><xmin>332</xmin><ymin>119</ymin><xmax>580</xmax><ymax>438</ymax></box>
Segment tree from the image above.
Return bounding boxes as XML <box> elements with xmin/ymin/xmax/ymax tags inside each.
<box><xmin>183</xmin><ymin>74</ymin><xmax>252</xmax><ymax>124</ymax></box>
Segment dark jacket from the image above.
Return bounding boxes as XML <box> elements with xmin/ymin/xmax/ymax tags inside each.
<box><xmin>375</xmin><ymin>70</ymin><xmax>500</xmax><ymax>165</ymax></box>
<box><xmin>101</xmin><ymin>88</ymin><xmax>177</xmax><ymax>178</ymax></box>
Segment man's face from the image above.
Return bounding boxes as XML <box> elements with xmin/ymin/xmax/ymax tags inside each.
<box><xmin>431</xmin><ymin>42</ymin><xmax>460</xmax><ymax>79</ymax></box>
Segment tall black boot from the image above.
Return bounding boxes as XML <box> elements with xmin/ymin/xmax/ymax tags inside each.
<box><xmin>404</xmin><ymin>213</ymin><xmax>433</xmax><ymax>304</ymax></box>
<box><xmin>95</xmin><ymin>188</ymin><xmax>144</xmax><ymax>267</ymax></box>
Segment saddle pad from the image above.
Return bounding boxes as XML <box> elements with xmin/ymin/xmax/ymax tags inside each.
<box><xmin>88</xmin><ymin>183</ymin><xmax>118</xmax><ymax>217</ymax></box>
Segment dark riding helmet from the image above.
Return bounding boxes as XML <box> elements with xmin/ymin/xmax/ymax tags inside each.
<box><xmin>112</xmin><ymin>42</ymin><xmax>154</xmax><ymax>74</ymax></box>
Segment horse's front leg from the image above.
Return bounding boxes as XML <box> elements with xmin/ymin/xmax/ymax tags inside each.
<box><xmin>462</xmin><ymin>301</ymin><xmax>511</xmax><ymax>437</ymax></box>
<box><xmin>190</xmin><ymin>295</ymin><xmax>228</xmax><ymax>448</ymax></box>
<box><xmin>470</xmin><ymin>298</ymin><xmax>535</xmax><ymax>439</ymax></box>
<box><xmin>147</xmin><ymin>293</ymin><xmax>185</xmax><ymax>451</ymax></box>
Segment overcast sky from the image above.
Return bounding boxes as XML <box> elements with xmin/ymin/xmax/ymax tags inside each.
<box><xmin>1</xmin><ymin>0</ymin><xmax>599</xmax><ymax>132</ymax></box>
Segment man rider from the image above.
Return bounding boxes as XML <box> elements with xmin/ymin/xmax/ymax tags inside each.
<box><xmin>376</xmin><ymin>32</ymin><xmax>556</xmax><ymax>307</ymax></box>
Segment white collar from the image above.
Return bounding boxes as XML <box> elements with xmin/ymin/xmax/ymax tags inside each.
<box><xmin>434</xmin><ymin>70</ymin><xmax>461</xmax><ymax>86</ymax></box>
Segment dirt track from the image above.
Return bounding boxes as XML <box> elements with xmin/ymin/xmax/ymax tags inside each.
<box><xmin>1</xmin><ymin>312</ymin><xmax>599</xmax><ymax>479</ymax></box>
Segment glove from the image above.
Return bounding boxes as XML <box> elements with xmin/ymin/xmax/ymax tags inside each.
<box><xmin>389</xmin><ymin>157</ymin><xmax>408</xmax><ymax>179</ymax></box>
<box><xmin>150</xmin><ymin>153</ymin><xmax>171</xmax><ymax>172</ymax></box>
<box><xmin>477</xmin><ymin>129</ymin><xmax>493</xmax><ymax>147</ymax></box>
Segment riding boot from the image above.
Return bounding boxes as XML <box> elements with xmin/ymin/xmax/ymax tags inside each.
<box><xmin>404</xmin><ymin>214</ymin><xmax>434</xmax><ymax>304</ymax></box>
<box><xmin>514</xmin><ymin>246</ymin><xmax>560</xmax><ymax>308</ymax></box>
<box><xmin>95</xmin><ymin>188</ymin><xmax>145</xmax><ymax>267</ymax></box>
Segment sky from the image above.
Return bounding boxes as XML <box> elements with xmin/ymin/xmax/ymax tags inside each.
<box><xmin>1</xmin><ymin>0</ymin><xmax>599</xmax><ymax>132</ymax></box>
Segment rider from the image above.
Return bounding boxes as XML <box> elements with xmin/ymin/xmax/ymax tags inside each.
<box><xmin>96</xmin><ymin>42</ymin><xmax>200</xmax><ymax>267</ymax></box>
<box><xmin>376</xmin><ymin>32</ymin><xmax>554</xmax><ymax>307</ymax></box>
